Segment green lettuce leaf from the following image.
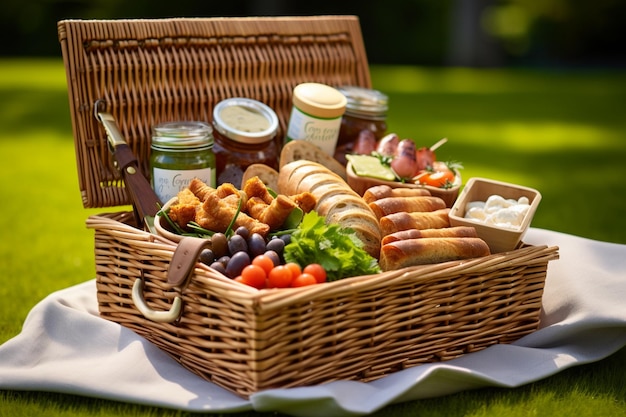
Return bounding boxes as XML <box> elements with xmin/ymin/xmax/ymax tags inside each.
<box><xmin>284</xmin><ymin>211</ymin><xmax>381</xmax><ymax>281</ymax></box>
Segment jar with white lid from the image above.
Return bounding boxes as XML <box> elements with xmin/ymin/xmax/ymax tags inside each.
<box><xmin>212</xmin><ymin>97</ymin><xmax>279</xmax><ymax>187</ymax></box>
<box><xmin>150</xmin><ymin>121</ymin><xmax>216</xmax><ymax>204</ymax></box>
<box><xmin>285</xmin><ymin>82</ymin><xmax>347</xmax><ymax>156</ymax></box>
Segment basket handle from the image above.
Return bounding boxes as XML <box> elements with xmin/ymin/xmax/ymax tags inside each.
<box><xmin>132</xmin><ymin>236</ymin><xmax>211</xmax><ymax>323</ymax></box>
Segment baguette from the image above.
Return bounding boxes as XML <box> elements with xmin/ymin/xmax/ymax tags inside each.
<box><xmin>380</xmin><ymin>226</ymin><xmax>478</xmax><ymax>245</ymax></box>
<box><xmin>363</xmin><ymin>184</ymin><xmax>431</xmax><ymax>203</ymax></box>
<box><xmin>278</xmin><ymin>160</ymin><xmax>343</xmax><ymax>196</ymax></box>
<box><xmin>278</xmin><ymin>160</ymin><xmax>381</xmax><ymax>258</ymax></box>
<box><xmin>280</xmin><ymin>140</ymin><xmax>347</xmax><ymax>181</ymax></box>
<box><xmin>369</xmin><ymin>196</ymin><xmax>447</xmax><ymax>219</ymax></box>
<box><xmin>379</xmin><ymin>237</ymin><xmax>491</xmax><ymax>271</ymax></box>
<box><xmin>379</xmin><ymin>209</ymin><xmax>451</xmax><ymax>236</ymax></box>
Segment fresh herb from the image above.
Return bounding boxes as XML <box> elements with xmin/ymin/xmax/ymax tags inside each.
<box><xmin>186</xmin><ymin>222</ymin><xmax>215</xmax><ymax>237</ymax></box>
<box><xmin>443</xmin><ymin>160</ymin><xmax>464</xmax><ymax>176</ymax></box>
<box><xmin>156</xmin><ymin>194</ymin><xmax>244</xmax><ymax>238</ymax></box>
<box><xmin>156</xmin><ymin>205</ymin><xmax>186</xmax><ymax>235</ymax></box>
<box><xmin>284</xmin><ymin>211</ymin><xmax>381</xmax><ymax>281</ymax></box>
<box><xmin>371</xmin><ymin>151</ymin><xmax>393</xmax><ymax>167</ymax></box>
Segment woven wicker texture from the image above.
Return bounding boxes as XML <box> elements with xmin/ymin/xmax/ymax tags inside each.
<box><xmin>88</xmin><ymin>213</ymin><xmax>558</xmax><ymax>398</ymax></box>
<box><xmin>58</xmin><ymin>17</ymin><xmax>371</xmax><ymax>209</ymax></box>
<box><xmin>61</xmin><ymin>16</ymin><xmax>560</xmax><ymax>399</ymax></box>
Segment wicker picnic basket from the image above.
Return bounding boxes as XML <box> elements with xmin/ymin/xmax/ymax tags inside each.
<box><xmin>58</xmin><ymin>16</ymin><xmax>559</xmax><ymax>398</ymax></box>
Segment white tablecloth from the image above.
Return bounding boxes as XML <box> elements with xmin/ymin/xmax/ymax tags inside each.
<box><xmin>1</xmin><ymin>228</ymin><xmax>625</xmax><ymax>416</ymax></box>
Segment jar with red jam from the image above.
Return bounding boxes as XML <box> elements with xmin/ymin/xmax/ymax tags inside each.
<box><xmin>335</xmin><ymin>86</ymin><xmax>389</xmax><ymax>165</ymax></box>
<box><xmin>212</xmin><ymin>98</ymin><xmax>280</xmax><ymax>187</ymax></box>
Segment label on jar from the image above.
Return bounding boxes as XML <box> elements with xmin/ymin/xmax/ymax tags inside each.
<box><xmin>285</xmin><ymin>106</ymin><xmax>342</xmax><ymax>156</ymax></box>
<box><xmin>152</xmin><ymin>167</ymin><xmax>214</xmax><ymax>203</ymax></box>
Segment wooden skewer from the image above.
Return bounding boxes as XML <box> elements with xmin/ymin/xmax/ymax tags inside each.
<box><xmin>429</xmin><ymin>137</ymin><xmax>448</xmax><ymax>151</ymax></box>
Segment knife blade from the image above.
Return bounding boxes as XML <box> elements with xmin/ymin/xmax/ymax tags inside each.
<box><xmin>95</xmin><ymin>106</ymin><xmax>161</xmax><ymax>234</ymax></box>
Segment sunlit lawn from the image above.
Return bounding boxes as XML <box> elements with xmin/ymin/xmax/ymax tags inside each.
<box><xmin>1</xmin><ymin>58</ymin><xmax>625</xmax><ymax>416</ymax></box>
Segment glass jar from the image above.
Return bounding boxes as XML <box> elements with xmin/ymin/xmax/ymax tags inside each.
<box><xmin>212</xmin><ymin>98</ymin><xmax>279</xmax><ymax>187</ymax></box>
<box><xmin>335</xmin><ymin>86</ymin><xmax>389</xmax><ymax>164</ymax></box>
<box><xmin>150</xmin><ymin>121</ymin><xmax>216</xmax><ymax>204</ymax></box>
<box><xmin>285</xmin><ymin>82</ymin><xmax>347</xmax><ymax>156</ymax></box>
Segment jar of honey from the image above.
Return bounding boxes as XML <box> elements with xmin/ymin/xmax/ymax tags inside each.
<box><xmin>335</xmin><ymin>86</ymin><xmax>389</xmax><ymax>164</ymax></box>
<box><xmin>212</xmin><ymin>98</ymin><xmax>279</xmax><ymax>187</ymax></box>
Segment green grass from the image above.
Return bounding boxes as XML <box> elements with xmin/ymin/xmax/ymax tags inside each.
<box><xmin>1</xmin><ymin>58</ymin><xmax>626</xmax><ymax>416</ymax></box>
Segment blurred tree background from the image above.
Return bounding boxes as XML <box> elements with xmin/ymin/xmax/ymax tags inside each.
<box><xmin>0</xmin><ymin>0</ymin><xmax>624</xmax><ymax>67</ymax></box>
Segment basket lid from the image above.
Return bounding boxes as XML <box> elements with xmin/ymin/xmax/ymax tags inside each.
<box><xmin>58</xmin><ymin>16</ymin><xmax>372</xmax><ymax>208</ymax></box>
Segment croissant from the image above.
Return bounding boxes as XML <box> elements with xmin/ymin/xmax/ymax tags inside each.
<box><xmin>197</xmin><ymin>192</ymin><xmax>270</xmax><ymax>237</ymax></box>
<box><xmin>243</xmin><ymin>176</ymin><xmax>274</xmax><ymax>205</ymax></box>
<box><xmin>216</xmin><ymin>182</ymin><xmax>243</xmax><ymax>200</ymax></box>
<box><xmin>188</xmin><ymin>178</ymin><xmax>215</xmax><ymax>201</ymax></box>
<box><xmin>246</xmin><ymin>194</ymin><xmax>297</xmax><ymax>230</ymax></box>
<box><xmin>167</xmin><ymin>188</ymin><xmax>200</xmax><ymax>229</ymax></box>
<box><xmin>289</xmin><ymin>192</ymin><xmax>317</xmax><ymax>213</ymax></box>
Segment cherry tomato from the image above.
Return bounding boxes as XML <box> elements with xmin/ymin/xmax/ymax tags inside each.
<box><xmin>267</xmin><ymin>265</ymin><xmax>293</xmax><ymax>288</ymax></box>
<box><xmin>291</xmin><ymin>273</ymin><xmax>318</xmax><ymax>287</ymax></box>
<box><xmin>284</xmin><ymin>262</ymin><xmax>302</xmax><ymax>279</ymax></box>
<box><xmin>303</xmin><ymin>263</ymin><xmax>327</xmax><ymax>283</ymax></box>
<box><xmin>418</xmin><ymin>170</ymin><xmax>455</xmax><ymax>188</ymax></box>
<box><xmin>252</xmin><ymin>254</ymin><xmax>275</xmax><ymax>276</ymax></box>
<box><xmin>240</xmin><ymin>264</ymin><xmax>267</xmax><ymax>289</ymax></box>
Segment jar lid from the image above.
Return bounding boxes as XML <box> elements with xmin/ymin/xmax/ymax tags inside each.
<box><xmin>292</xmin><ymin>83</ymin><xmax>347</xmax><ymax>118</ymax></box>
<box><xmin>151</xmin><ymin>121</ymin><xmax>214</xmax><ymax>149</ymax></box>
<box><xmin>212</xmin><ymin>98</ymin><xmax>279</xmax><ymax>144</ymax></box>
<box><xmin>337</xmin><ymin>85</ymin><xmax>388</xmax><ymax>116</ymax></box>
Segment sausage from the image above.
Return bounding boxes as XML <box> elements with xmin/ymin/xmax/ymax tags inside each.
<box><xmin>376</xmin><ymin>133</ymin><xmax>399</xmax><ymax>156</ymax></box>
<box><xmin>390</xmin><ymin>139</ymin><xmax>418</xmax><ymax>179</ymax></box>
<box><xmin>353</xmin><ymin>129</ymin><xmax>377</xmax><ymax>155</ymax></box>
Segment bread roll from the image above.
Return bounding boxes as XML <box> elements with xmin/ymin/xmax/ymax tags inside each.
<box><xmin>278</xmin><ymin>160</ymin><xmax>381</xmax><ymax>258</ymax></box>
<box><xmin>363</xmin><ymin>184</ymin><xmax>431</xmax><ymax>203</ymax></box>
<box><xmin>369</xmin><ymin>196</ymin><xmax>446</xmax><ymax>219</ymax></box>
<box><xmin>379</xmin><ymin>237</ymin><xmax>491</xmax><ymax>271</ymax></box>
<box><xmin>280</xmin><ymin>140</ymin><xmax>347</xmax><ymax>181</ymax></box>
<box><xmin>241</xmin><ymin>164</ymin><xmax>279</xmax><ymax>191</ymax></box>
<box><xmin>380</xmin><ymin>226</ymin><xmax>478</xmax><ymax>245</ymax></box>
<box><xmin>379</xmin><ymin>209</ymin><xmax>450</xmax><ymax>236</ymax></box>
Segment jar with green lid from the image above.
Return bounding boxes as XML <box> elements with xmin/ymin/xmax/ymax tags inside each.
<box><xmin>150</xmin><ymin>121</ymin><xmax>216</xmax><ymax>204</ymax></box>
<box><xmin>212</xmin><ymin>97</ymin><xmax>279</xmax><ymax>187</ymax></box>
<box><xmin>285</xmin><ymin>82</ymin><xmax>347</xmax><ymax>156</ymax></box>
<box><xmin>335</xmin><ymin>85</ymin><xmax>389</xmax><ymax>164</ymax></box>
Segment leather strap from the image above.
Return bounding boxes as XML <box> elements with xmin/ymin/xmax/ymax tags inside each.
<box><xmin>96</xmin><ymin>108</ymin><xmax>161</xmax><ymax>230</ymax></box>
<box><xmin>167</xmin><ymin>236</ymin><xmax>212</xmax><ymax>287</ymax></box>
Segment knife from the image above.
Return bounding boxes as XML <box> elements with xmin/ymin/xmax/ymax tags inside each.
<box><xmin>95</xmin><ymin>102</ymin><xmax>161</xmax><ymax>233</ymax></box>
